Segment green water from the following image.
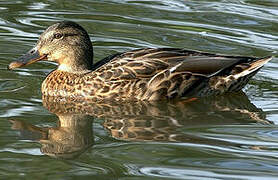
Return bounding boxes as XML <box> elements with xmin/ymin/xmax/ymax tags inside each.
<box><xmin>1</xmin><ymin>0</ymin><xmax>278</xmax><ymax>179</ymax></box>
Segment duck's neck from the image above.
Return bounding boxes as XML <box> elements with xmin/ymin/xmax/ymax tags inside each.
<box><xmin>57</xmin><ymin>63</ymin><xmax>91</xmax><ymax>74</ymax></box>
<box><xmin>57</xmin><ymin>48</ymin><xmax>93</xmax><ymax>74</ymax></box>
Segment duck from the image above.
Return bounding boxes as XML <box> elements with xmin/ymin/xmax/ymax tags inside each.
<box><xmin>8</xmin><ymin>21</ymin><xmax>272</xmax><ymax>101</ymax></box>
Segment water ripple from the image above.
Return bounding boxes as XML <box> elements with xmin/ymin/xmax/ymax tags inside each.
<box><xmin>0</xmin><ymin>0</ymin><xmax>278</xmax><ymax>179</ymax></box>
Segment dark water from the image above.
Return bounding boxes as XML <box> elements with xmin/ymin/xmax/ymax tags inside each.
<box><xmin>1</xmin><ymin>0</ymin><xmax>278</xmax><ymax>179</ymax></box>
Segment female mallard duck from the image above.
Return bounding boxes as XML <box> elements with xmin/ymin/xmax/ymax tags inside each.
<box><xmin>8</xmin><ymin>21</ymin><xmax>272</xmax><ymax>101</ymax></box>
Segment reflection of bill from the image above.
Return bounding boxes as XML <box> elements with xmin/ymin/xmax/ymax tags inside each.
<box><xmin>10</xmin><ymin>92</ymin><xmax>270</xmax><ymax>159</ymax></box>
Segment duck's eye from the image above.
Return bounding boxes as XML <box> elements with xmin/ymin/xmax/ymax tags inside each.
<box><xmin>54</xmin><ymin>33</ymin><xmax>63</xmax><ymax>39</ymax></box>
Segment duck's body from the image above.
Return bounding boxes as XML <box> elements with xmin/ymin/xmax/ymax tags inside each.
<box><xmin>8</xmin><ymin>21</ymin><xmax>272</xmax><ymax>101</ymax></box>
<box><xmin>42</xmin><ymin>47</ymin><xmax>271</xmax><ymax>101</ymax></box>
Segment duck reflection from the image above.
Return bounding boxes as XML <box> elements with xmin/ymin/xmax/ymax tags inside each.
<box><xmin>10</xmin><ymin>92</ymin><xmax>270</xmax><ymax>159</ymax></box>
<box><xmin>10</xmin><ymin>113</ymin><xmax>93</xmax><ymax>159</ymax></box>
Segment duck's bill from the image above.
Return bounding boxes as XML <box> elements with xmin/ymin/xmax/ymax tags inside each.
<box><xmin>8</xmin><ymin>47</ymin><xmax>47</xmax><ymax>70</ymax></box>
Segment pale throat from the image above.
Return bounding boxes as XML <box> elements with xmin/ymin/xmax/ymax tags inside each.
<box><xmin>57</xmin><ymin>63</ymin><xmax>91</xmax><ymax>74</ymax></box>
<box><xmin>56</xmin><ymin>55</ymin><xmax>92</xmax><ymax>74</ymax></box>
<box><xmin>57</xmin><ymin>64</ymin><xmax>76</xmax><ymax>72</ymax></box>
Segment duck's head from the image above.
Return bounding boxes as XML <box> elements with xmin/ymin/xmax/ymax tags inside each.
<box><xmin>8</xmin><ymin>21</ymin><xmax>93</xmax><ymax>73</ymax></box>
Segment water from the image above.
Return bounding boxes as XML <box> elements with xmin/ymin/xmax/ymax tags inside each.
<box><xmin>1</xmin><ymin>0</ymin><xmax>278</xmax><ymax>179</ymax></box>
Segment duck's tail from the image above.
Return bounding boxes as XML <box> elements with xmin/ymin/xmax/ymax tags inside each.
<box><xmin>224</xmin><ymin>56</ymin><xmax>272</xmax><ymax>92</ymax></box>
<box><xmin>233</xmin><ymin>56</ymin><xmax>272</xmax><ymax>80</ymax></box>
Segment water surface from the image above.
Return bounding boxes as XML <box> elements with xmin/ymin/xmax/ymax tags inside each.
<box><xmin>1</xmin><ymin>0</ymin><xmax>278</xmax><ymax>179</ymax></box>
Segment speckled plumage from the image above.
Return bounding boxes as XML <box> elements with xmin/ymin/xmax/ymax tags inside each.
<box><xmin>9</xmin><ymin>21</ymin><xmax>272</xmax><ymax>101</ymax></box>
<box><xmin>42</xmin><ymin>47</ymin><xmax>271</xmax><ymax>101</ymax></box>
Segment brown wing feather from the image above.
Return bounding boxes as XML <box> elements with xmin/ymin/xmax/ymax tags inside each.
<box><xmin>89</xmin><ymin>48</ymin><xmax>269</xmax><ymax>100</ymax></box>
<box><xmin>95</xmin><ymin>48</ymin><xmax>253</xmax><ymax>80</ymax></box>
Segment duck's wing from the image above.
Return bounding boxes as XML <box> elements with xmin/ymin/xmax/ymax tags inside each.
<box><xmin>94</xmin><ymin>48</ymin><xmax>265</xmax><ymax>79</ymax></box>
<box><xmin>93</xmin><ymin>48</ymin><xmax>271</xmax><ymax>100</ymax></box>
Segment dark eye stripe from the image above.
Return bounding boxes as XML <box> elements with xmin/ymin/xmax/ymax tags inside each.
<box><xmin>64</xmin><ymin>33</ymin><xmax>78</xmax><ymax>37</ymax></box>
<box><xmin>54</xmin><ymin>33</ymin><xmax>62</xmax><ymax>39</ymax></box>
<box><xmin>53</xmin><ymin>33</ymin><xmax>78</xmax><ymax>40</ymax></box>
